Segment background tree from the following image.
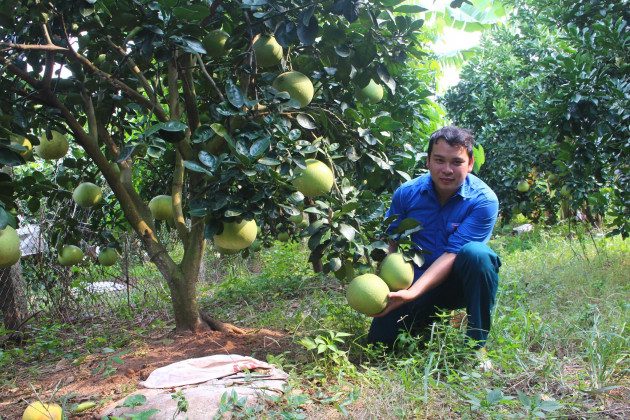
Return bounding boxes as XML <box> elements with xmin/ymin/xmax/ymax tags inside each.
<box><xmin>0</xmin><ymin>0</ymin><xmax>447</xmax><ymax>333</ymax></box>
<box><xmin>442</xmin><ymin>0</ymin><xmax>629</xmax><ymax>232</ymax></box>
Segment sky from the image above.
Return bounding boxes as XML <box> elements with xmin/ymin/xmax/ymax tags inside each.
<box><xmin>431</xmin><ymin>27</ymin><xmax>483</xmax><ymax>90</ymax></box>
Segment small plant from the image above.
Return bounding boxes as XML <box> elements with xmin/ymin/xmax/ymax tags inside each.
<box><xmin>516</xmin><ymin>390</ymin><xmax>563</xmax><ymax>419</ymax></box>
<box><xmin>298</xmin><ymin>330</ymin><xmax>353</xmax><ymax>372</ymax></box>
<box><xmin>171</xmin><ymin>391</ymin><xmax>188</xmax><ymax>419</ymax></box>
<box><xmin>103</xmin><ymin>395</ymin><xmax>159</xmax><ymax>420</ymax></box>
<box><xmin>90</xmin><ymin>347</ymin><xmax>129</xmax><ymax>379</ymax></box>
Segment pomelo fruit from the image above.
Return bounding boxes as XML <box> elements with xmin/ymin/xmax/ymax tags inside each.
<box><xmin>253</xmin><ymin>34</ymin><xmax>283</xmax><ymax>67</ymax></box>
<box><xmin>356</xmin><ymin>79</ymin><xmax>384</xmax><ymax>104</ymax></box>
<box><xmin>148</xmin><ymin>195</ymin><xmax>174</xmax><ymax>220</ymax></box>
<box><xmin>58</xmin><ymin>245</ymin><xmax>84</xmax><ymax>266</ymax></box>
<box><xmin>10</xmin><ymin>134</ymin><xmax>33</xmax><ymax>159</ymax></box>
<box><xmin>346</xmin><ymin>274</ymin><xmax>390</xmax><ymax>315</ymax></box>
<box><xmin>560</xmin><ymin>185</ymin><xmax>572</xmax><ymax>198</ymax></box>
<box><xmin>215</xmin><ymin>244</ymin><xmax>241</xmax><ymax>255</ymax></box>
<box><xmin>272</xmin><ymin>71</ymin><xmax>314</xmax><ymax>108</ymax></box>
<box><xmin>277</xmin><ymin>232</ymin><xmax>290</xmax><ymax>242</ymax></box>
<box><xmin>0</xmin><ymin>225</ymin><xmax>21</xmax><ymax>268</ymax></box>
<box><xmin>98</xmin><ymin>248</ymin><xmax>118</xmax><ymax>266</ymax></box>
<box><xmin>289</xmin><ymin>213</ymin><xmax>304</xmax><ymax>223</ymax></box>
<box><xmin>214</xmin><ymin>219</ymin><xmax>257</xmax><ymax>251</ymax></box>
<box><xmin>35</xmin><ymin>130</ymin><xmax>69</xmax><ymax>160</ymax></box>
<box><xmin>72</xmin><ymin>182</ymin><xmax>102</xmax><ymax>207</ymax></box>
<box><xmin>379</xmin><ymin>252</ymin><xmax>414</xmax><ymax>291</ymax></box>
<box><xmin>292</xmin><ymin>159</ymin><xmax>334</xmax><ymax>197</ymax></box>
<box><xmin>517</xmin><ymin>180</ymin><xmax>530</xmax><ymax>192</ymax></box>
<box><xmin>203</xmin><ymin>29</ymin><xmax>230</xmax><ymax>58</ymax></box>
<box><xmin>22</xmin><ymin>401</ymin><xmax>62</xmax><ymax>420</ymax></box>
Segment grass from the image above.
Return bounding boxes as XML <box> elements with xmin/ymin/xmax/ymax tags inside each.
<box><xmin>2</xmin><ymin>221</ymin><xmax>629</xmax><ymax>418</ymax></box>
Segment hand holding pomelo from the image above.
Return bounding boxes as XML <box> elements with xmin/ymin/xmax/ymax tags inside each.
<box><xmin>346</xmin><ymin>274</ymin><xmax>390</xmax><ymax>315</ymax></box>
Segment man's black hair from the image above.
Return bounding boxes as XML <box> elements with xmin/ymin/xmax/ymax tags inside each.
<box><xmin>427</xmin><ymin>126</ymin><xmax>475</xmax><ymax>159</ymax></box>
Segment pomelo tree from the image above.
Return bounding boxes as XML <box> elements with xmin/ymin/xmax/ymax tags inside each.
<box><xmin>442</xmin><ymin>0</ymin><xmax>629</xmax><ymax>232</ymax></box>
<box><xmin>0</xmin><ymin>0</ymin><xmax>449</xmax><ymax>332</ymax></box>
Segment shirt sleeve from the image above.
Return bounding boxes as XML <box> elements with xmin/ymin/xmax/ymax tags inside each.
<box><xmin>444</xmin><ymin>192</ymin><xmax>498</xmax><ymax>253</ymax></box>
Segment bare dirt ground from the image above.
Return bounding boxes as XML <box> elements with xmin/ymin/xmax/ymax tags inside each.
<box><xmin>1</xmin><ymin>327</ymin><xmax>299</xmax><ymax>419</ymax></box>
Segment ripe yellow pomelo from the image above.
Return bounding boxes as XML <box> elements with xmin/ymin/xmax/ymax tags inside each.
<box><xmin>58</xmin><ymin>245</ymin><xmax>84</xmax><ymax>266</ymax></box>
<box><xmin>253</xmin><ymin>34</ymin><xmax>283</xmax><ymax>67</ymax></box>
<box><xmin>0</xmin><ymin>225</ymin><xmax>21</xmax><ymax>268</ymax></box>
<box><xmin>356</xmin><ymin>79</ymin><xmax>384</xmax><ymax>104</ymax></box>
<box><xmin>379</xmin><ymin>252</ymin><xmax>414</xmax><ymax>291</ymax></box>
<box><xmin>346</xmin><ymin>274</ymin><xmax>390</xmax><ymax>315</ymax></box>
<box><xmin>22</xmin><ymin>401</ymin><xmax>62</xmax><ymax>420</ymax></box>
<box><xmin>10</xmin><ymin>134</ymin><xmax>33</xmax><ymax>159</ymax></box>
<box><xmin>148</xmin><ymin>195</ymin><xmax>174</xmax><ymax>220</ymax></box>
<box><xmin>203</xmin><ymin>30</ymin><xmax>230</xmax><ymax>58</ymax></box>
<box><xmin>72</xmin><ymin>182</ymin><xmax>102</xmax><ymax>207</ymax></box>
<box><xmin>98</xmin><ymin>248</ymin><xmax>118</xmax><ymax>266</ymax></box>
<box><xmin>272</xmin><ymin>71</ymin><xmax>314</xmax><ymax>108</ymax></box>
<box><xmin>517</xmin><ymin>180</ymin><xmax>530</xmax><ymax>192</ymax></box>
<box><xmin>35</xmin><ymin>130</ymin><xmax>69</xmax><ymax>160</ymax></box>
<box><xmin>292</xmin><ymin>159</ymin><xmax>334</xmax><ymax>197</ymax></box>
<box><xmin>214</xmin><ymin>219</ymin><xmax>257</xmax><ymax>251</ymax></box>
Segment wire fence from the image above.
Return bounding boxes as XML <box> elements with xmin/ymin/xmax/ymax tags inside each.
<box><xmin>0</xmin><ymin>220</ymin><xmax>254</xmax><ymax>335</ymax></box>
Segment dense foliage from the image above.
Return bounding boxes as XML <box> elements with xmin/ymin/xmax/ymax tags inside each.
<box><xmin>442</xmin><ymin>0</ymin><xmax>630</xmax><ymax>233</ymax></box>
<box><xmin>0</xmin><ymin>0</ymin><xmax>446</xmax><ymax>330</ymax></box>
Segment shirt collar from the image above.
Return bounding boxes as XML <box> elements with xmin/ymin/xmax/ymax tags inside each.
<box><xmin>419</xmin><ymin>173</ymin><xmax>472</xmax><ymax>199</ymax></box>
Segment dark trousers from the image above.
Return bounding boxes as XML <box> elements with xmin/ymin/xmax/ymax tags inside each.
<box><xmin>368</xmin><ymin>242</ymin><xmax>501</xmax><ymax>349</ymax></box>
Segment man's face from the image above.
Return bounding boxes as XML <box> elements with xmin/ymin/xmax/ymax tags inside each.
<box><xmin>427</xmin><ymin>138</ymin><xmax>474</xmax><ymax>202</ymax></box>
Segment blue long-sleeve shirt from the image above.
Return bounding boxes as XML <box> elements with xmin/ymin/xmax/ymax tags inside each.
<box><xmin>385</xmin><ymin>172</ymin><xmax>499</xmax><ymax>274</ymax></box>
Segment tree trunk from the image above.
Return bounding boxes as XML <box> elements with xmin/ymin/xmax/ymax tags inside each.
<box><xmin>0</xmin><ymin>260</ymin><xmax>28</xmax><ymax>331</ymax></box>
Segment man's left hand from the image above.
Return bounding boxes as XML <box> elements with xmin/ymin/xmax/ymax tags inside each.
<box><xmin>371</xmin><ymin>289</ymin><xmax>415</xmax><ymax>318</ymax></box>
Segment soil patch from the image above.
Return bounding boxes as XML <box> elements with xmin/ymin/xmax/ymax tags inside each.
<box><xmin>1</xmin><ymin>327</ymin><xmax>298</xmax><ymax>419</ymax></box>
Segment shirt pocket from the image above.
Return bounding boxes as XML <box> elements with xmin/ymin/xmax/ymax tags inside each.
<box><xmin>446</xmin><ymin>221</ymin><xmax>461</xmax><ymax>237</ymax></box>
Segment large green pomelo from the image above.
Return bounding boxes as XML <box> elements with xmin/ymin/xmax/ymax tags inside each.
<box><xmin>58</xmin><ymin>245</ymin><xmax>84</xmax><ymax>266</ymax></box>
<box><xmin>0</xmin><ymin>226</ymin><xmax>21</xmax><ymax>268</ymax></box>
<box><xmin>277</xmin><ymin>232</ymin><xmax>290</xmax><ymax>242</ymax></box>
<box><xmin>356</xmin><ymin>79</ymin><xmax>384</xmax><ymax>104</ymax></box>
<box><xmin>346</xmin><ymin>274</ymin><xmax>390</xmax><ymax>315</ymax></box>
<box><xmin>203</xmin><ymin>30</ymin><xmax>230</xmax><ymax>58</ymax></box>
<box><xmin>98</xmin><ymin>248</ymin><xmax>118</xmax><ymax>266</ymax></box>
<box><xmin>148</xmin><ymin>195</ymin><xmax>174</xmax><ymax>220</ymax></box>
<box><xmin>73</xmin><ymin>182</ymin><xmax>103</xmax><ymax>208</ymax></box>
<box><xmin>272</xmin><ymin>71</ymin><xmax>314</xmax><ymax>108</ymax></box>
<box><xmin>379</xmin><ymin>252</ymin><xmax>414</xmax><ymax>291</ymax></box>
<box><xmin>214</xmin><ymin>219</ymin><xmax>258</xmax><ymax>251</ymax></box>
<box><xmin>35</xmin><ymin>130</ymin><xmax>69</xmax><ymax>160</ymax></box>
<box><xmin>517</xmin><ymin>180</ymin><xmax>530</xmax><ymax>192</ymax></box>
<box><xmin>214</xmin><ymin>244</ymin><xmax>241</xmax><ymax>255</ymax></box>
<box><xmin>10</xmin><ymin>134</ymin><xmax>33</xmax><ymax>159</ymax></box>
<box><xmin>253</xmin><ymin>34</ymin><xmax>283</xmax><ymax>67</ymax></box>
<box><xmin>292</xmin><ymin>159</ymin><xmax>334</xmax><ymax>197</ymax></box>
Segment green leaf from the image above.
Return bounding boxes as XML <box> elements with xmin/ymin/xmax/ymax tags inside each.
<box><xmin>226</xmin><ymin>80</ymin><xmax>244</xmax><ymax>109</ymax></box>
<box><xmin>392</xmin><ymin>218</ymin><xmax>422</xmax><ymax>235</ymax></box>
<box><xmin>394</xmin><ymin>5</ymin><xmax>427</xmax><ymax>14</ymax></box>
<box><xmin>375</xmin><ymin>116</ymin><xmax>403</xmax><ymax>131</ymax></box>
<box><xmin>183</xmin><ymin>160</ymin><xmax>215</xmax><ymax>177</ymax></box>
<box><xmin>249</xmin><ymin>137</ymin><xmax>270</xmax><ymax>157</ymax></box>
<box><xmin>338</xmin><ymin>223</ymin><xmax>356</xmax><ymax>241</ymax></box>
<box><xmin>172</xmin><ymin>5</ymin><xmax>210</xmax><ymax>21</ymax></box>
